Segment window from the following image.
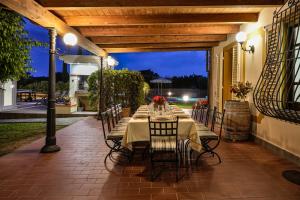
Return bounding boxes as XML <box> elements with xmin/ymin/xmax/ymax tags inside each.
<box><xmin>78</xmin><ymin>75</ymin><xmax>89</xmax><ymax>91</ymax></box>
<box><xmin>287</xmin><ymin>25</ymin><xmax>300</xmax><ymax>110</ymax></box>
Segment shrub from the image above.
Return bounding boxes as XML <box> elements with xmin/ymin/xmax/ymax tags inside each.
<box><xmin>88</xmin><ymin>69</ymin><xmax>145</xmax><ymax>113</ymax></box>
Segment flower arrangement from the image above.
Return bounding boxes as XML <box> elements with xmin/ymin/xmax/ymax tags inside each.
<box><xmin>231</xmin><ymin>81</ymin><xmax>253</xmax><ymax>100</ymax></box>
<box><xmin>152</xmin><ymin>96</ymin><xmax>166</xmax><ymax>106</ymax></box>
<box><xmin>198</xmin><ymin>99</ymin><xmax>208</xmax><ymax>106</ymax></box>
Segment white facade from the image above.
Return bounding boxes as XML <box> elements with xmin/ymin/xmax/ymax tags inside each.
<box><xmin>60</xmin><ymin>55</ymin><xmax>118</xmax><ymax>112</ymax></box>
<box><xmin>0</xmin><ymin>81</ymin><xmax>17</xmax><ymax>111</ymax></box>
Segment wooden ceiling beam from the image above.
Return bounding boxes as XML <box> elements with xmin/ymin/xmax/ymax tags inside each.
<box><xmin>37</xmin><ymin>0</ymin><xmax>284</xmax><ymax>9</ymax></box>
<box><xmin>98</xmin><ymin>42</ymin><xmax>218</xmax><ymax>49</ymax></box>
<box><xmin>80</xmin><ymin>24</ymin><xmax>240</xmax><ymax>36</ymax></box>
<box><xmin>91</xmin><ymin>35</ymin><xmax>227</xmax><ymax>44</ymax></box>
<box><xmin>105</xmin><ymin>47</ymin><xmax>210</xmax><ymax>53</ymax></box>
<box><xmin>0</xmin><ymin>0</ymin><xmax>107</xmax><ymax>56</ymax></box>
<box><xmin>63</xmin><ymin>13</ymin><xmax>258</xmax><ymax>26</ymax></box>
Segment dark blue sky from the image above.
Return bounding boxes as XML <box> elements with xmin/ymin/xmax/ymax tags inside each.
<box><xmin>112</xmin><ymin>51</ymin><xmax>207</xmax><ymax>77</ymax></box>
<box><xmin>25</xmin><ymin>19</ymin><xmax>207</xmax><ymax>77</ymax></box>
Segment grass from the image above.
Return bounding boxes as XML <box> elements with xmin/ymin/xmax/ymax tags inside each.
<box><xmin>0</xmin><ymin>123</ymin><xmax>66</xmax><ymax>156</ymax></box>
<box><xmin>170</xmin><ymin>102</ymin><xmax>195</xmax><ymax>109</ymax></box>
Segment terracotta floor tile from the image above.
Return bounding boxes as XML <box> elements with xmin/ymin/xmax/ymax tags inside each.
<box><xmin>0</xmin><ymin>117</ymin><xmax>299</xmax><ymax>200</ymax></box>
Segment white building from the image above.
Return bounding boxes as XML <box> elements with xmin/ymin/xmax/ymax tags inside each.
<box><xmin>0</xmin><ymin>81</ymin><xmax>17</xmax><ymax>111</ymax></box>
<box><xmin>59</xmin><ymin>55</ymin><xmax>118</xmax><ymax>113</ymax></box>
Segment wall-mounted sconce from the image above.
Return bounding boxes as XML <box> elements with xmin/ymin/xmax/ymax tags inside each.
<box><xmin>236</xmin><ymin>31</ymin><xmax>255</xmax><ymax>54</ymax></box>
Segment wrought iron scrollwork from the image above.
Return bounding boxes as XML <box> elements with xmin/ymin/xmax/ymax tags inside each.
<box><xmin>253</xmin><ymin>0</ymin><xmax>300</xmax><ymax>124</ymax></box>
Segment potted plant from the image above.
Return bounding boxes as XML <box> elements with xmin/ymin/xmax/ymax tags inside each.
<box><xmin>230</xmin><ymin>81</ymin><xmax>253</xmax><ymax>101</ymax></box>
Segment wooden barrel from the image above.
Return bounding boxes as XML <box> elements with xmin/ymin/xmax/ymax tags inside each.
<box><xmin>223</xmin><ymin>100</ymin><xmax>251</xmax><ymax>141</ymax></box>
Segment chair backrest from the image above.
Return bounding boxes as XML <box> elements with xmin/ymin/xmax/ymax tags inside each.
<box><xmin>191</xmin><ymin>103</ymin><xmax>198</xmax><ymax>120</ymax></box>
<box><xmin>100</xmin><ymin>110</ymin><xmax>115</xmax><ymax>149</ymax></box>
<box><xmin>111</xmin><ymin>105</ymin><xmax>119</xmax><ymax>124</ymax></box>
<box><xmin>116</xmin><ymin>104</ymin><xmax>123</xmax><ymax>120</ymax></box>
<box><xmin>148</xmin><ymin>116</ymin><xmax>179</xmax><ymax>150</ymax></box>
<box><xmin>198</xmin><ymin>106</ymin><xmax>210</xmax><ymax>126</ymax></box>
<box><xmin>211</xmin><ymin>107</ymin><xmax>226</xmax><ymax>140</ymax></box>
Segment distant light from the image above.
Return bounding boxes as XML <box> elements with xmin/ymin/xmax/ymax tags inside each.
<box><xmin>168</xmin><ymin>91</ymin><xmax>172</xmax><ymax>96</ymax></box>
<box><xmin>236</xmin><ymin>31</ymin><xmax>247</xmax><ymax>43</ymax></box>
<box><xmin>183</xmin><ymin>95</ymin><xmax>189</xmax><ymax>102</ymax></box>
<box><xmin>10</xmin><ymin>85</ymin><xmax>15</xmax><ymax>89</ymax></box>
<box><xmin>63</xmin><ymin>33</ymin><xmax>78</xmax><ymax>46</ymax></box>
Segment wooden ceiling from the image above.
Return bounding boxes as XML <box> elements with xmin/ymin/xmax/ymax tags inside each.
<box><xmin>19</xmin><ymin>0</ymin><xmax>288</xmax><ymax>53</ymax></box>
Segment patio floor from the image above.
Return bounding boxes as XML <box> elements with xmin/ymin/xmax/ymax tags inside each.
<box><xmin>0</xmin><ymin>117</ymin><xmax>299</xmax><ymax>200</ymax></box>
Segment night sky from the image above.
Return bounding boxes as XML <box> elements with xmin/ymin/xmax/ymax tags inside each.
<box><xmin>25</xmin><ymin>19</ymin><xmax>207</xmax><ymax>77</ymax></box>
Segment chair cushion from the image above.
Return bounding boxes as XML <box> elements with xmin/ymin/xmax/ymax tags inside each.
<box><xmin>151</xmin><ymin>138</ymin><xmax>176</xmax><ymax>151</ymax></box>
<box><xmin>114</xmin><ymin>123</ymin><xmax>127</xmax><ymax>128</ymax></box>
<box><xmin>107</xmin><ymin>130</ymin><xmax>125</xmax><ymax>140</ymax></box>
<box><xmin>195</xmin><ymin>124</ymin><xmax>209</xmax><ymax>131</ymax></box>
<box><xmin>120</xmin><ymin>117</ymin><xmax>131</xmax><ymax>123</ymax></box>
<box><xmin>197</xmin><ymin>130</ymin><xmax>218</xmax><ymax>140</ymax></box>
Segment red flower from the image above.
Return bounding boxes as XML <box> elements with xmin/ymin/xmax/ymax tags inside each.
<box><xmin>152</xmin><ymin>96</ymin><xmax>166</xmax><ymax>105</ymax></box>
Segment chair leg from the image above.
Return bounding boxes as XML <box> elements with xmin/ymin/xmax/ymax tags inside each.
<box><xmin>150</xmin><ymin>152</ymin><xmax>154</xmax><ymax>181</ymax></box>
<box><xmin>196</xmin><ymin>150</ymin><xmax>221</xmax><ymax>165</ymax></box>
<box><xmin>176</xmin><ymin>153</ymin><xmax>179</xmax><ymax>182</ymax></box>
<box><xmin>213</xmin><ymin>152</ymin><xmax>222</xmax><ymax>163</ymax></box>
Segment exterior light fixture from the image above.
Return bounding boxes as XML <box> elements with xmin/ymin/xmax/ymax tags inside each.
<box><xmin>183</xmin><ymin>95</ymin><xmax>189</xmax><ymax>102</ymax></box>
<box><xmin>168</xmin><ymin>91</ymin><xmax>172</xmax><ymax>96</ymax></box>
<box><xmin>63</xmin><ymin>33</ymin><xmax>78</xmax><ymax>46</ymax></box>
<box><xmin>236</xmin><ymin>31</ymin><xmax>255</xmax><ymax>53</ymax></box>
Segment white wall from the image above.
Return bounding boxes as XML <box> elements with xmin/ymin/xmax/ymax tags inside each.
<box><xmin>211</xmin><ymin>7</ymin><xmax>300</xmax><ymax>157</ymax></box>
<box><xmin>70</xmin><ymin>63</ymin><xmax>99</xmax><ymax>76</ymax></box>
<box><xmin>0</xmin><ymin>81</ymin><xmax>16</xmax><ymax>110</ymax></box>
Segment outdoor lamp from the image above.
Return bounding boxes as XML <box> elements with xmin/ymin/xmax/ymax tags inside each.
<box><xmin>107</xmin><ymin>56</ymin><xmax>116</xmax><ymax>67</ymax></box>
<box><xmin>168</xmin><ymin>91</ymin><xmax>172</xmax><ymax>96</ymax></box>
<box><xmin>236</xmin><ymin>31</ymin><xmax>255</xmax><ymax>54</ymax></box>
<box><xmin>63</xmin><ymin>33</ymin><xmax>78</xmax><ymax>46</ymax></box>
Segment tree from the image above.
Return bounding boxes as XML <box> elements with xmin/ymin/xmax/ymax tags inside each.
<box><xmin>139</xmin><ymin>69</ymin><xmax>159</xmax><ymax>84</ymax></box>
<box><xmin>0</xmin><ymin>8</ymin><xmax>45</xmax><ymax>83</ymax></box>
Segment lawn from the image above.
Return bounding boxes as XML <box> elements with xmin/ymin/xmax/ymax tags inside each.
<box><xmin>0</xmin><ymin>123</ymin><xmax>66</xmax><ymax>156</ymax></box>
<box><xmin>171</xmin><ymin>102</ymin><xmax>195</xmax><ymax>109</ymax></box>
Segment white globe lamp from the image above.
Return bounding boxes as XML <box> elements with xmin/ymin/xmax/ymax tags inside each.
<box><xmin>236</xmin><ymin>31</ymin><xmax>247</xmax><ymax>44</ymax></box>
<box><xmin>63</xmin><ymin>33</ymin><xmax>78</xmax><ymax>46</ymax></box>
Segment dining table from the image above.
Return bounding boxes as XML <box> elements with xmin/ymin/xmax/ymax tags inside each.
<box><xmin>121</xmin><ymin>105</ymin><xmax>202</xmax><ymax>153</ymax></box>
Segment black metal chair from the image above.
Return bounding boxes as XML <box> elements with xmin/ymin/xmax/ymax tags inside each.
<box><xmin>148</xmin><ymin>116</ymin><xmax>180</xmax><ymax>181</ymax></box>
<box><xmin>101</xmin><ymin>110</ymin><xmax>130</xmax><ymax>163</ymax></box>
<box><xmin>116</xmin><ymin>104</ymin><xmax>131</xmax><ymax>123</ymax></box>
<box><xmin>191</xmin><ymin>103</ymin><xmax>200</xmax><ymax>120</ymax></box>
<box><xmin>195</xmin><ymin>107</ymin><xmax>225</xmax><ymax>164</ymax></box>
<box><xmin>195</xmin><ymin>106</ymin><xmax>210</xmax><ymax>131</ymax></box>
<box><xmin>111</xmin><ymin>105</ymin><xmax>129</xmax><ymax>128</ymax></box>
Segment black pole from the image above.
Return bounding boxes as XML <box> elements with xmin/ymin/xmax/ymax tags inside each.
<box><xmin>97</xmin><ymin>57</ymin><xmax>104</xmax><ymax>119</ymax></box>
<box><xmin>41</xmin><ymin>28</ymin><xmax>60</xmax><ymax>153</ymax></box>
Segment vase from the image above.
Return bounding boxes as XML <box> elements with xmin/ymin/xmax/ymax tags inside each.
<box><xmin>158</xmin><ymin>105</ymin><xmax>163</xmax><ymax>115</ymax></box>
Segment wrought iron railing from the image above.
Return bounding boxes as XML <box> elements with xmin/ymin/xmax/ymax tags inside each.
<box><xmin>253</xmin><ymin>0</ymin><xmax>300</xmax><ymax>124</ymax></box>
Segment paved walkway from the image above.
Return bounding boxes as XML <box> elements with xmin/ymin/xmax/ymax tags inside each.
<box><xmin>0</xmin><ymin>117</ymin><xmax>299</xmax><ymax>200</ymax></box>
<box><xmin>0</xmin><ymin>117</ymin><xmax>88</xmax><ymax>126</ymax></box>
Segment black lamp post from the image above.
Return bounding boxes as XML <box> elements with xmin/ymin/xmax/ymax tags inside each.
<box><xmin>41</xmin><ymin>29</ymin><xmax>78</xmax><ymax>153</ymax></box>
<box><xmin>41</xmin><ymin>28</ymin><xmax>60</xmax><ymax>153</ymax></box>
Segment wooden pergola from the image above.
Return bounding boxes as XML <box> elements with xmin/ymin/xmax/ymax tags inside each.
<box><xmin>0</xmin><ymin>0</ymin><xmax>284</xmax><ymax>54</ymax></box>
<box><xmin>0</xmin><ymin>0</ymin><xmax>284</xmax><ymax>152</ymax></box>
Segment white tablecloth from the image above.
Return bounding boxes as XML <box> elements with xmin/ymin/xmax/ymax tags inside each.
<box><xmin>122</xmin><ymin>106</ymin><xmax>202</xmax><ymax>152</ymax></box>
